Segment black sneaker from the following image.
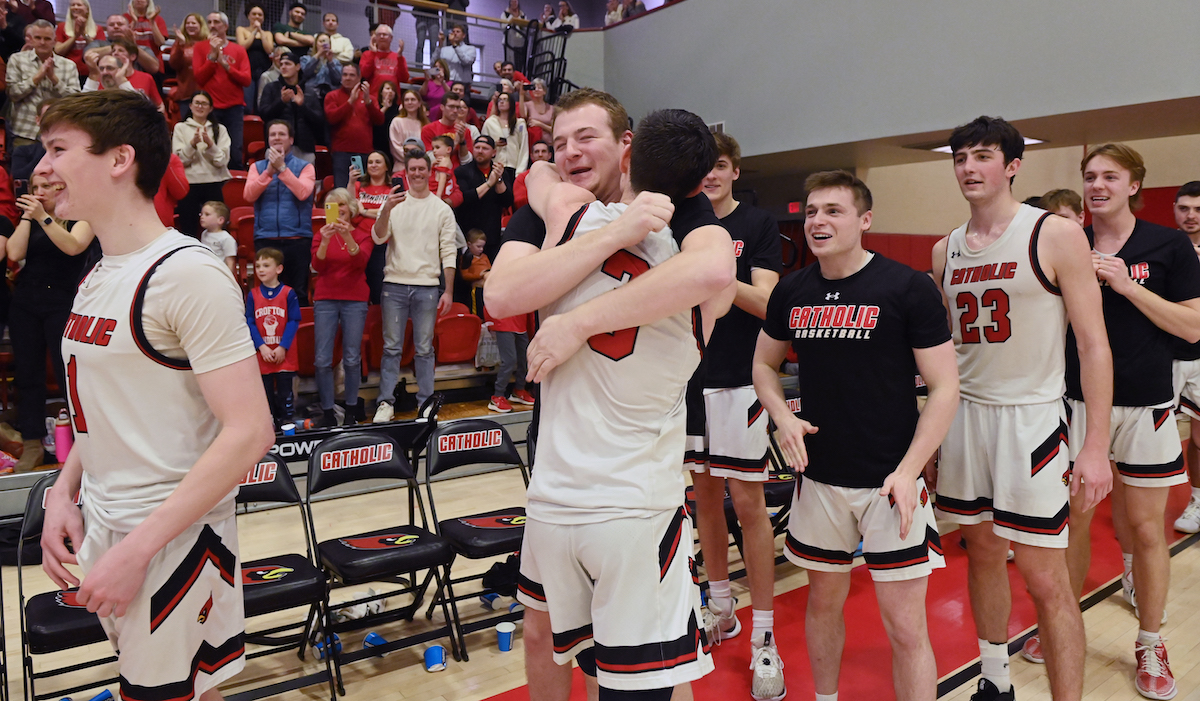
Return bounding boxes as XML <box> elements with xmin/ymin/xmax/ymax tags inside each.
<box><xmin>970</xmin><ymin>679</ymin><xmax>1014</xmax><ymax>701</ymax></box>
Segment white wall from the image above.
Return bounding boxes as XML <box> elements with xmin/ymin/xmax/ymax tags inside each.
<box><xmin>597</xmin><ymin>0</ymin><xmax>1200</xmax><ymax>161</ymax></box>
<box><xmin>564</xmin><ymin>29</ymin><xmax>604</xmax><ymax>91</ymax></box>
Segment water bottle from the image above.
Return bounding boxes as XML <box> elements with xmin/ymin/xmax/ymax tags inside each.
<box><xmin>54</xmin><ymin>409</ymin><xmax>73</xmax><ymax>463</ymax></box>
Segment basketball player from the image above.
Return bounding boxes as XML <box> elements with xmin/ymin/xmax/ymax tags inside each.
<box><xmin>1062</xmin><ymin>145</ymin><xmax>1200</xmax><ymax>700</ymax></box>
<box><xmin>37</xmin><ymin>91</ymin><xmax>275</xmax><ymax>701</ymax></box>
<box><xmin>489</xmin><ymin>104</ymin><xmax>736</xmax><ymax>701</ymax></box>
<box><xmin>932</xmin><ymin>116</ymin><xmax>1113</xmax><ymax>701</ymax></box>
<box><xmin>1170</xmin><ymin>181</ymin><xmax>1200</xmax><ymax>534</ymax></box>
<box><xmin>485</xmin><ymin>87</ymin><xmax>630</xmax><ymax>701</ymax></box>
<box><xmin>686</xmin><ymin>131</ymin><xmax>785</xmax><ymax>701</ymax></box>
<box><xmin>755</xmin><ymin>170</ymin><xmax>957</xmax><ymax>701</ymax></box>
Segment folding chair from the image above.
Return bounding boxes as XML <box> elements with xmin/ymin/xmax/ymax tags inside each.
<box><xmin>305</xmin><ymin>432</ymin><xmax>462</xmax><ymax>683</ymax></box>
<box><xmin>18</xmin><ymin>471</ymin><xmax>117</xmax><ymax>701</ymax></box>
<box><xmin>234</xmin><ymin>454</ymin><xmax>335</xmax><ymax>701</ymax></box>
<box><xmin>422</xmin><ymin>420</ymin><xmax>529</xmax><ymax>658</ymax></box>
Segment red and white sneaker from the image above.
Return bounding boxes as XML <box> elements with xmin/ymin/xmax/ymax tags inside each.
<box><xmin>488</xmin><ymin>396</ymin><xmax>513</xmax><ymax>413</ymax></box>
<box><xmin>510</xmin><ymin>389</ymin><xmax>536</xmax><ymax>405</ymax></box>
<box><xmin>1135</xmin><ymin>639</ymin><xmax>1177</xmax><ymax>700</ymax></box>
<box><xmin>1021</xmin><ymin>635</ymin><xmax>1044</xmax><ymax>664</ymax></box>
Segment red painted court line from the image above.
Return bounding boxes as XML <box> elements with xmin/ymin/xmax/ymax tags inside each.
<box><xmin>485</xmin><ymin>483</ymin><xmax>1193</xmax><ymax>700</ymax></box>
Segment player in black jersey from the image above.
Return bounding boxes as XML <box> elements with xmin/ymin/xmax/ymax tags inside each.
<box><xmin>1171</xmin><ymin>181</ymin><xmax>1200</xmax><ymax>534</ymax></box>
<box><xmin>1065</xmin><ymin>145</ymin><xmax>1200</xmax><ymax>700</ymax></box>
<box><xmin>685</xmin><ymin>132</ymin><xmax>785</xmax><ymax>701</ymax></box>
<box><xmin>754</xmin><ymin>171</ymin><xmax>958</xmax><ymax>701</ymax></box>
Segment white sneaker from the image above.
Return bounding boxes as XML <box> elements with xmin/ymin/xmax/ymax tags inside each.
<box><xmin>1123</xmin><ymin>571</ymin><xmax>1168</xmax><ymax>624</ymax></box>
<box><xmin>373</xmin><ymin>401</ymin><xmax>394</xmax><ymax>423</ymax></box>
<box><xmin>702</xmin><ymin>597</ymin><xmax>741</xmax><ymax>646</ymax></box>
<box><xmin>1173</xmin><ymin>496</ymin><xmax>1200</xmax><ymax>533</ymax></box>
<box><xmin>750</xmin><ymin>632</ymin><xmax>786</xmax><ymax>701</ymax></box>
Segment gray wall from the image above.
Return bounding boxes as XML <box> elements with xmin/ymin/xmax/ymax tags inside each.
<box><xmin>597</xmin><ymin>0</ymin><xmax>1200</xmax><ymax>160</ymax></box>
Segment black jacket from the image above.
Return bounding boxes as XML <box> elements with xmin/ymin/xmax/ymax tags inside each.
<box><xmin>454</xmin><ymin>160</ymin><xmax>514</xmax><ymax>262</ymax></box>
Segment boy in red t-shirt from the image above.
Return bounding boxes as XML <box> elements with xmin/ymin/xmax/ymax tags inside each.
<box><xmin>245</xmin><ymin>248</ymin><xmax>301</xmax><ymax>425</ymax></box>
<box><xmin>431</xmin><ymin>135</ymin><xmax>463</xmax><ymax>208</ymax></box>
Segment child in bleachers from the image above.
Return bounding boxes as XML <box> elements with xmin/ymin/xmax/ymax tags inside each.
<box><xmin>456</xmin><ymin>228</ymin><xmax>490</xmax><ymax>315</ymax></box>
<box><xmin>199</xmin><ymin>201</ymin><xmax>237</xmax><ymax>274</ymax></box>
<box><xmin>431</xmin><ymin>134</ymin><xmax>463</xmax><ymax>207</ymax></box>
<box><xmin>246</xmin><ymin>248</ymin><xmax>301</xmax><ymax>427</ymax></box>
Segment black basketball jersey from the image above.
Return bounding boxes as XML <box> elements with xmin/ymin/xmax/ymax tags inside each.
<box><xmin>1066</xmin><ymin>220</ymin><xmax>1200</xmax><ymax>406</ymax></box>
<box><xmin>704</xmin><ymin>203</ymin><xmax>781</xmax><ymax>389</ymax></box>
<box><xmin>763</xmin><ymin>254</ymin><xmax>951</xmax><ymax>488</ymax></box>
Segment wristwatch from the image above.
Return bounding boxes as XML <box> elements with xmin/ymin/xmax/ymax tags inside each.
<box><xmin>41</xmin><ymin>215</ymin><xmax>52</xmax><ymax>226</ymax></box>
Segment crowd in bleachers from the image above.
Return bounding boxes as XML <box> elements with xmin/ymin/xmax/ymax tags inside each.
<box><xmin>0</xmin><ymin>0</ymin><xmax>565</xmax><ymax>471</ymax></box>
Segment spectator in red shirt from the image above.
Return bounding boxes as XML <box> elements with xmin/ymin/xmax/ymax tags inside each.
<box><xmin>349</xmin><ymin>149</ymin><xmax>395</xmax><ymax>304</ymax></box>
<box><xmin>324</xmin><ymin>62</ymin><xmax>383</xmax><ymax>189</ymax></box>
<box><xmin>122</xmin><ymin>0</ymin><xmax>165</xmax><ymax>74</ymax></box>
<box><xmin>359</xmin><ymin>22</ymin><xmax>408</xmax><ymax>96</ymax></box>
<box><xmin>54</xmin><ymin>0</ymin><xmax>103</xmax><ymax>80</ymax></box>
<box><xmin>168</xmin><ymin>13</ymin><xmax>207</xmax><ymax>120</ymax></box>
<box><xmin>311</xmin><ymin>187</ymin><xmax>374</xmax><ymax>425</ymax></box>
<box><xmin>509</xmin><ymin>140</ymin><xmax>550</xmax><ymax>222</ymax></box>
<box><xmin>420</xmin><ymin>92</ymin><xmax>470</xmax><ymax>168</ymax></box>
<box><xmin>153</xmin><ymin>152</ymin><xmax>189</xmax><ymax>227</ymax></box>
<box><xmin>194</xmin><ymin>11</ymin><xmax>251</xmax><ymax>168</ymax></box>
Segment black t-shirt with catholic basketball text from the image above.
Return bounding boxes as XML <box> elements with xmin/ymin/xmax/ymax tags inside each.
<box><xmin>1066</xmin><ymin>220</ymin><xmax>1200</xmax><ymax>406</ymax></box>
<box><xmin>763</xmin><ymin>254</ymin><xmax>950</xmax><ymax>488</ymax></box>
<box><xmin>704</xmin><ymin>203</ymin><xmax>781</xmax><ymax>388</ymax></box>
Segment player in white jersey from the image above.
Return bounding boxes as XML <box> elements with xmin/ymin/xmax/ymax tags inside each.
<box><xmin>489</xmin><ymin>102</ymin><xmax>735</xmax><ymax>700</ymax></box>
<box><xmin>1171</xmin><ymin>180</ymin><xmax>1200</xmax><ymax>534</ymax></box>
<box><xmin>37</xmin><ymin>91</ymin><xmax>275</xmax><ymax>701</ymax></box>
<box><xmin>931</xmin><ymin>117</ymin><xmax>1112</xmax><ymax>701</ymax></box>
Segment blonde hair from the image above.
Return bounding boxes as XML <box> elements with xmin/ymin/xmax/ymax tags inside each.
<box><xmin>324</xmin><ymin>188</ymin><xmax>360</xmax><ymax>219</ymax></box>
<box><xmin>1082</xmin><ymin>143</ymin><xmax>1147</xmax><ymax>211</ymax></box>
<box><xmin>63</xmin><ymin>0</ymin><xmax>98</xmax><ymax>40</ymax></box>
<box><xmin>127</xmin><ymin>0</ymin><xmax>158</xmax><ymax>20</ymax></box>
<box><xmin>180</xmin><ymin>12</ymin><xmax>209</xmax><ymax>42</ymax></box>
<box><xmin>310</xmin><ymin>32</ymin><xmax>331</xmax><ymax>57</ymax></box>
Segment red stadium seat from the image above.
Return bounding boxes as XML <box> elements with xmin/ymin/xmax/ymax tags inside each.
<box><xmin>315</xmin><ymin>175</ymin><xmax>335</xmax><ymax>206</ymax></box>
<box><xmin>434</xmin><ymin>314</ymin><xmax>482</xmax><ymax>364</ymax></box>
<box><xmin>314</xmin><ymin>146</ymin><xmax>332</xmax><ymax>182</ymax></box>
<box><xmin>230</xmin><ymin>206</ymin><xmax>256</xmax><ymax>290</ymax></box>
<box><xmin>246</xmin><ymin>140</ymin><xmax>266</xmax><ymax>164</ymax></box>
<box><xmin>443</xmin><ymin>302</ymin><xmax>471</xmax><ymax>318</ymax></box>
<box><xmin>243</xmin><ymin>115</ymin><xmax>264</xmax><ymax>158</ymax></box>
<box><xmin>223</xmin><ymin>174</ymin><xmax>253</xmax><ymax>211</ymax></box>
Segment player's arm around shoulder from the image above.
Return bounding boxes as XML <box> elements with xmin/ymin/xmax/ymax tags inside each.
<box><xmin>1039</xmin><ymin>216</ymin><xmax>1113</xmax><ymax>509</ymax></box>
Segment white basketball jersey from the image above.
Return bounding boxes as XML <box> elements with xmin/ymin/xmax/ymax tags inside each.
<box><xmin>64</xmin><ymin>232</ymin><xmax>254</xmax><ymax>532</ymax></box>
<box><xmin>943</xmin><ymin>204</ymin><xmax>1065</xmax><ymax>404</ymax></box>
<box><xmin>527</xmin><ymin>201</ymin><xmax>700</xmax><ymax>525</ymax></box>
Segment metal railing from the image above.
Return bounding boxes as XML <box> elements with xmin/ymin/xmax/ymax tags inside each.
<box><xmin>214</xmin><ymin>0</ymin><xmax>575</xmax><ymax>101</ymax></box>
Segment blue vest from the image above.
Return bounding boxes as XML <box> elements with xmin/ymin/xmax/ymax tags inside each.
<box><xmin>252</xmin><ymin>153</ymin><xmax>313</xmax><ymax>239</ymax></box>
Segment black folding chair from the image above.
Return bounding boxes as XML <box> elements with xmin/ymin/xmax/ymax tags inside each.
<box><xmin>420</xmin><ymin>420</ymin><xmax>529</xmax><ymax>659</ymax></box>
<box><xmin>305</xmin><ymin>432</ymin><xmax>462</xmax><ymax>682</ymax></box>
<box><xmin>230</xmin><ymin>454</ymin><xmax>335</xmax><ymax>701</ymax></box>
<box><xmin>17</xmin><ymin>471</ymin><xmax>117</xmax><ymax>701</ymax></box>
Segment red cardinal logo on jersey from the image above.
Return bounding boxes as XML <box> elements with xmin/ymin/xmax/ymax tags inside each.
<box><xmin>242</xmin><ymin>564</ymin><xmax>295</xmax><ymax>585</ymax></box>
<box><xmin>197</xmin><ymin>595</ymin><xmax>213</xmax><ymax>623</ymax></box>
<box><xmin>1062</xmin><ymin>467</ymin><xmax>1072</xmax><ymax>487</ymax></box>
<box><xmin>459</xmin><ymin>513</ymin><xmax>525</xmax><ymax>529</ymax></box>
<box><xmin>920</xmin><ymin>486</ymin><xmax>929</xmax><ymax>507</ymax></box>
<box><xmin>340</xmin><ymin>533</ymin><xmax>420</xmax><ymax>550</ymax></box>
<box><xmin>55</xmin><ymin>590</ymin><xmax>86</xmax><ymax>609</ymax></box>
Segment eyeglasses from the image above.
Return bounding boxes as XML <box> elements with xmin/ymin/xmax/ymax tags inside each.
<box><xmin>191</xmin><ymin>100</ymin><xmax>212</xmax><ymax>107</ymax></box>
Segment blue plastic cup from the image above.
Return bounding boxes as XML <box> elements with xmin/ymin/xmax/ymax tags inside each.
<box><xmin>363</xmin><ymin>631</ymin><xmax>390</xmax><ymax>657</ymax></box>
<box><xmin>496</xmin><ymin>621</ymin><xmax>516</xmax><ymax>652</ymax></box>
<box><xmin>88</xmin><ymin>693</ymin><xmax>113</xmax><ymax>701</ymax></box>
<box><xmin>424</xmin><ymin>644</ymin><xmax>446</xmax><ymax>672</ymax></box>
<box><xmin>281</xmin><ymin>423</ymin><xmax>296</xmax><ymax>436</ymax></box>
<box><xmin>480</xmin><ymin>592</ymin><xmax>501</xmax><ymax>610</ymax></box>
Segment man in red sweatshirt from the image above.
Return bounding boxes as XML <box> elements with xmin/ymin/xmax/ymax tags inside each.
<box><xmin>324</xmin><ymin>62</ymin><xmax>383</xmax><ymax>189</ymax></box>
<box><xmin>420</xmin><ymin>92</ymin><xmax>471</xmax><ymax>168</ymax></box>
<box><xmin>194</xmin><ymin>12</ymin><xmax>250</xmax><ymax>169</ymax></box>
<box><xmin>359</xmin><ymin>22</ymin><xmax>408</xmax><ymax>96</ymax></box>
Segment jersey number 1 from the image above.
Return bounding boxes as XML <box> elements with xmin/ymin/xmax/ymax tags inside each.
<box><xmin>956</xmin><ymin>289</ymin><xmax>1012</xmax><ymax>343</ymax></box>
<box><xmin>65</xmin><ymin>355</ymin><xmax>88</xmax><ymax>433</ymax></box>
<box><xmin>588</xmin><ymin>250</ymin><xmax>651</xmax><ymax>361</ymax></box>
